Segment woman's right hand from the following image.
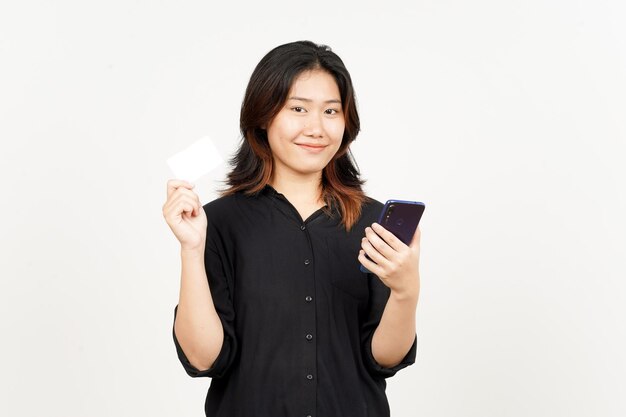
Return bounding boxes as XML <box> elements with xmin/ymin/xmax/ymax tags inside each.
<box><xmin>162</xmin><ymin>179</ymin><xmax>208</xmax><ymax>252</ymax></box>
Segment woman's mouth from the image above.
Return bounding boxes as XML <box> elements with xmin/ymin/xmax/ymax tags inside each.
<box><xmin>296</xmin><ymin>143</ymin><xmax>327</xmax><ymax>153</ymax></box>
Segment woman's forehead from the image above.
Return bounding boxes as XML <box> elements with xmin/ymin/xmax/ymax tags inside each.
<box><xmin>288</xmin><ymin>70</ymin><xmax>341</xmax><ymax>101</ymax></box>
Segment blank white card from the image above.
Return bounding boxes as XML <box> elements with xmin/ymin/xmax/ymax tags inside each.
<box><xmin>166</xmin><ymin>136</ymin><xmax>224</xmax><ymax>183</ymax></box>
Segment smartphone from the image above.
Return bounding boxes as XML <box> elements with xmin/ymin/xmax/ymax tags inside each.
<box><xmin>360</xmin><ymin>200</ymin><xmax>426</xmax><ymax>273</ymax></box>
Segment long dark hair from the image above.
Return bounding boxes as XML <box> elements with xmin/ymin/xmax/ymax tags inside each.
<box><xmin>222</xmin><ymin>40</ymin><xmax>366</xmax><ymax>230</ymax></box>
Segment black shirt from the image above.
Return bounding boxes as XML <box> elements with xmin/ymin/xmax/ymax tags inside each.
<box><xmin>172</xmin><ymin>185</ymin><xmax>417</xmax><ymax>417</ymax></box>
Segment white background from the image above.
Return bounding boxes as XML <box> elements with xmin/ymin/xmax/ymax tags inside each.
<box><xmin>1</xmin><ymin>1</ymin><xmax>625</xmax><ymax>416</ymax></box>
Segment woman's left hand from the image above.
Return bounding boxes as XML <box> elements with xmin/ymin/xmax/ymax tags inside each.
<box><xmin>358</xmin><ymin>223</ymin><xmax>421</xmax><ymax>300</ymax></box>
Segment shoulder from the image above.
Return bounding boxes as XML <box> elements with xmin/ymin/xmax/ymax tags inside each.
<box><xmin>353</xmin><ymin>196</ymin><xmax>384</xmax><ymax>229</ymax></box>
<box><xmin>200</xmin><ymin>192</ymin><xmax>259</xmax><ymax>251</ymax></box>
<box><xmin>202</xmin><ymin>190</ymin><xmax>266</xmax><ymax>228</ymax></box>
<box><xmin>202</xmin><ymin>192</ymin><xmax>240</xmax><ymax>216</ymax></box>
<box><xmin>362</xmin><ymin>196</ymin><xmax>384</xmax><ymax>218</ymax></box>
<box><xmin>203</xmin><ymin>194</ymin><xmax>238</xmax><ymax>219</ymax></box>
<box><xmin>202</xmin><ymin>191</ymin><xmax>255</xmax><ymax>217</ymax></box>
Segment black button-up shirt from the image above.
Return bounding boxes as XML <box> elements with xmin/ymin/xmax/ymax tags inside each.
<box><xmin>173</xmin><ymin>185</ymin><xmax>417</xmax><ymax>417</ymax></box>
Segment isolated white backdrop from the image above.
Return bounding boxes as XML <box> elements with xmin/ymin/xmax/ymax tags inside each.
<box><xmin>1</xmin><ymin>1</ymin><xmax>625</xmax><ymax>416</ymax></box>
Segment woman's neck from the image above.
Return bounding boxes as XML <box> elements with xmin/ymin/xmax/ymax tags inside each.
<box><xmin>269</xmin><ymin>171</ymin><xmax>325</xmax><ymax>219</ymax></box>
<box><xmin>270</xmin><ymin>173</ymin><xmax>322</xmax><ymax>203</ymax></box>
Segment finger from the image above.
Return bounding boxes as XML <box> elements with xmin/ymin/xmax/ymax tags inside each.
<box><xmin>165</xmin><ymin>194</ymin><xmax>201</xmax><ymax>219</ymax></box>
<box><xmin>178</xmin><ymin>199</ymin><xmax>198</xmax><ymax>218</ymax></box>
<box><xmin>164</xmin><ymin>192</ymin><xmax>196</xmax><ymax>212</ymax></box>
<box><xmin>164</xmin><ymin>199</ymin><xmax>196</xmax><ymax>223</ymax></box>
<box><xmin>361</xmin><ymin>237</ymin><xmax>390</xmax><ymax>267</ymax></box>
<box><xmin>371</xmin><ymin>222</ymin><xmax>406</xmax><ymax>251</ymax></box>
<box><xmin>167</xmin><ymin>179</ymin><xmax>195</xmax><ymax>199</ymax></box>
<box><xmin>165</xmin><ymin>187</ymin><xmax>201</xmax><ymax>216</ymax></box>
<box><xmin>185</xmin><ymin>193</ymin><xmax>201</xmax><ymax>216</ymax></box>
<box><xmin>364</xmin><ymin>227</ymin><xmax>395</xmax><ymax>260</ymax></box>
<box><xmin>358</xmin><ymin>249</ymin><xmax>384</xmax><ymax>277</ymax></box>
<box><xmin>172</xmin><ymin>186</ymin><xmax>201</xmax><ymax>208</ymax></box>
<box><xmin>409</xmin><ymin>227</ymin><xmax>421</xmax><ymax>248</ymax></box>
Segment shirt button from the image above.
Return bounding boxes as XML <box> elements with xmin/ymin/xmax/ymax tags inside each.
<box><xmin>300</xmin><ymin>224</ymin><xmax>306</xmax><ymax>230</ymax></box>
<box><xmin>304</xmin><ymin>259</ymin><xmax>310</xmax><ymax>265</ymax></box>
<box><xmin>306</xmin><ymin>374</ymin><xmax>314</xmax><ymax>380</ymax></box>
<box><xmin>306</xmin><ymin>334</ymin><xmax>313</xmax><ymax>341</ymax></box>
<box><xmin>305</xmin><ymin>296</ymin><xmax>313</xmax><ymax>302</ymax></box>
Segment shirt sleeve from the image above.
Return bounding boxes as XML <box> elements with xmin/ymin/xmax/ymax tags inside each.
<box><xmin>172</xmin><ymin>225</ymin><xmax>238</xmax><ymax>379</ymax></box>
<box><xmin>360</xmin><ymin>272</ymin><xmax>417</xmax><ymax>378</ymax></box>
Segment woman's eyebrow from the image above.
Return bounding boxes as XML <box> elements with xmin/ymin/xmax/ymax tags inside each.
<box><xmin>288</xmin><ymin>96</ymin><xmax>342</xmax><ymax>104</ymax></box>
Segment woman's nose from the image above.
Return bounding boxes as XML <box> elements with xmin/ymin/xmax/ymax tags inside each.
<box><xmin>304</xmin><ymin>113</ymin><xmax>323</xmax><ymax>137</ymax></box>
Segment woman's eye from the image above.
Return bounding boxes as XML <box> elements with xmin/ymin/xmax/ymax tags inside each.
<box><xmin>325</xmin><ymin>108</ymin><xmax>339</xmax><ymax>115</ymax></box>
<box><xmin>292</xmin><ymin>107</ymin><xmax>306</xmax><ymax>113</ymax></box>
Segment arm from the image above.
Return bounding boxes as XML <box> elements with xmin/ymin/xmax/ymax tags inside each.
<box><xmin>370</xmin><ymin>289</ymin><xmax>418</xmax><ymax>367</ymax></box>
<box><xmin>359</xmin><ymin>223</ymin><xmax>421</xmax><ymax>368</ymax></box>
<box><xmin>174</xmin><ymin>248</ymin><xmax>224</xmax><ymax>371</ymax></box>
<box><xmin>163</xmin><ymin>180</ymin><xmax>237</xmax><ymax>377</ymax></box>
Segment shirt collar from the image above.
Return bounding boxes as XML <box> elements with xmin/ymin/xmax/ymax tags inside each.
<box><xmin>260</xmin><ymin>184</ymin><xmax>338</xmax><ymax>223</ymax></box>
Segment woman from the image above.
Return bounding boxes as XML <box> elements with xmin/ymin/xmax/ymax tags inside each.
<box><xmin>162</xmin><ymin>40</ymin><xmax>421</xmax><ymax>417</ymax></box>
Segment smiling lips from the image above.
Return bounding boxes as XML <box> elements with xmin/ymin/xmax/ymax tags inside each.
<box><xmin>296</xmin><ymin>143</ymin><xmax>327</xmax><ymax>153</ymax></box>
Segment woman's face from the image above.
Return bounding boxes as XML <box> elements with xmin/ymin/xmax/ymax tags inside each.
<box><xmin>266</xmin><ymin>69</ymin><xmax>345</xmax><ymax>182</ymax></box>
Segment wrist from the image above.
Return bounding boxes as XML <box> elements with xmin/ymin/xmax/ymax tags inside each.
<box><xmin>180</xmin><ymin>246</ymin><xmax>205</xmax><ymax>260</ymax></box>
<box><xmin>389</xmin><ymin>286</ymin><xmax>420</xmax><ymax>304</ymax></box>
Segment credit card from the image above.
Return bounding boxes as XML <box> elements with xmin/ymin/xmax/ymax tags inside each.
<box><xmin>166</xmin><ymin>136</ymin><xmax>224</xmax><ymax>182</ymax></box>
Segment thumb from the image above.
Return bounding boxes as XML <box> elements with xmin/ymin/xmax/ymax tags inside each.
<box><xmin>409</xmin><ymin>227</ymin><xmax>421</xmax><ymax>248</ymax></box>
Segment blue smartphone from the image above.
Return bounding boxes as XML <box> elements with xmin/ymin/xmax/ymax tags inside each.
<box><xmin>360</xmin><ymin>200</ymin><xmax>426</xmax><ymax>273</ymax></box>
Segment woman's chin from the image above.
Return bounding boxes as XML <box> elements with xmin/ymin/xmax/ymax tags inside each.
<box><xmin>291</xmin><ymin>165</ymin><xmax>327</xmax><ymax>177</ymax></box>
